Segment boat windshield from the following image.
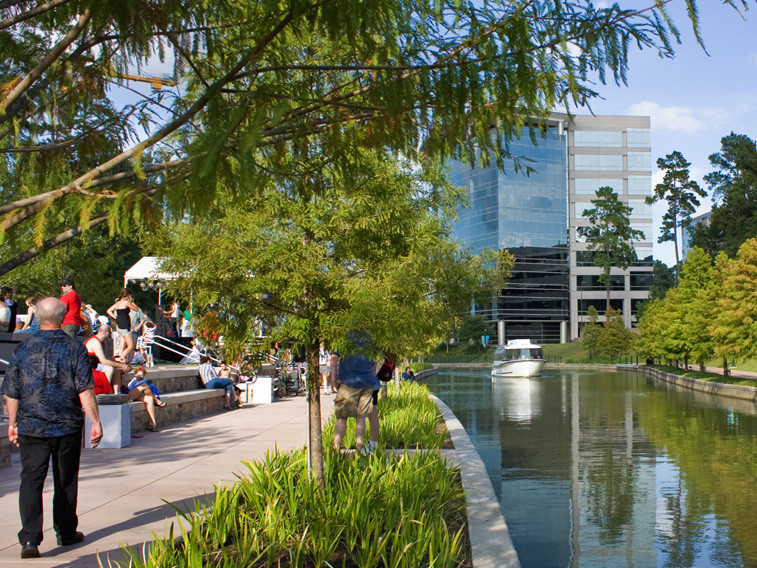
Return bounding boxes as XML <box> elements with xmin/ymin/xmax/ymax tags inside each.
<box><xmin>504</xmin><ymin>348</ymin><xmax>544</xmax><ymax>361</ymax></box>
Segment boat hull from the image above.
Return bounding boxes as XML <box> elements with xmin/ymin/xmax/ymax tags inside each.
<box><xmin>491</xmin><ymin>359</ymin><xmax>545</xmax><ymax>378</ymax></box>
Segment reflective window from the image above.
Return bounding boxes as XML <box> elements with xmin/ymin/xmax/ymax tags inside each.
<box><xmin>574</xmin><ymin>130</ymin><xmax>623</xmax><ymax>148</ymax></box>
<box><xmin>576</xmin><ymin>251</ymin><xmax>595</xmax><ymax>266</ymax></box>
<box><xmin>574</xmin><ymin>154</ymin><xmax>623</xmax><ymax>171</ymax></box>
<box><xmin>628</xmin><ymin>152</ymin><xmax>650</xmax><ymax>171</ymax></box>
<box><xmin>578</xmin><ymin>298</ymin><xmax>624</xmax><ymax>315</ymax></box>
<box><xmin>574</xmin><ymin>178</ymin><xmax>623</xmax><ymax>195</ymax></box>
<box><xmin>575</xmin><ymin>226</ymin><xmax>592</xmax><ymax>242</ymax></box>
<box><xmin>626</xmin><ymin>128</ymin><xmax>650</xmax><ymax>148</ymax></box>
<box><xmin>576</xmin><ymin>202</ymin><xmax>594</xmax><ymax>218</ymax></box>
<box><xmin>630</xmin><ymin>273</ymin><xmax>654</xmax><ymax>290</ymax></box>
<box><xmin>628</xmin><ymin>176</ymin><xmax>651</xmax><ymax>195</ymax></box>
<box><xmin>577</xmin><ymin>274</ymin><xmax>625</xmax><ymax>290</ymax></box>
<box><xmin>631</xmin><ymin>222</ymin><xmax>652</xmax><ymax>240</ymax></box>
<box><xmin>629</xmin><ymin>199</ymin><xmax>652</xmax><ymax>219</ymax></box>
<box><xmin>633</xmin><ymin>247</ymin><xmax>654</xmax><ymax>266</ymax></box>
<box><xmin>450</xmin><ymin>126</ymin><xmax>568</xmax><ymax>252</ymax></box>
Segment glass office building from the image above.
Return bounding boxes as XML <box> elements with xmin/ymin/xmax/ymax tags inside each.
<box><xmin>450</xmin><ymin>114</ymin><xmax>653</xmax><ymax>343</ymax></box>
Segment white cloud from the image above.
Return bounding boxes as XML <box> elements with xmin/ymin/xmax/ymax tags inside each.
<box><xmin>629</xmin><ymin>102</ymin><xmax>706</xmax><ymax>134</ymax></box>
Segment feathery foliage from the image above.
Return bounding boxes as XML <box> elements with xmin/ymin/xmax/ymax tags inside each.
<box><xmin>2</xmin><ymin>0</ymin><xmax>748</xmax><ymax>277</ymax></box>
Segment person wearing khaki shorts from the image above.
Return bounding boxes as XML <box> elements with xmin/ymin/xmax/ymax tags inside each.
<box><xmin>331</xmin><ymin>334</ymin><xmax>382</xmax><ymax>452</ymax></box>
<box><xmin>334</xmin><ymin>385</ymin><xmax>374</xmax><ymax>421</ymax></box>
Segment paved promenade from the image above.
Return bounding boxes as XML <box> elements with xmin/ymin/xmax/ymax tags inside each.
<box><xmin>0</xmin><ymin>395</ymin><xmax>335</xmax><ymax>567</ymax></box>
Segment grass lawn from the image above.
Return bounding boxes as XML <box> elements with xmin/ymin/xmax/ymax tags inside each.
<box><xmin>649</xmin><ymin>364</ymin><xmax>757</xmax><ymax>387</ymax></box>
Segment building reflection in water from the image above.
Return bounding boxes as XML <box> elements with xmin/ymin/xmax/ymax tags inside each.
<box><xmin>426</xmin><ymin>369</ymin><xmax>757</xmax><ymax>568</ymax></box>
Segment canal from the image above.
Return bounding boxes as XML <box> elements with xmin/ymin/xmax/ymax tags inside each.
<box><xmin>424</xmin><ymin>367</ymin><xmax>757</xmax><ymax>568</ymax></box>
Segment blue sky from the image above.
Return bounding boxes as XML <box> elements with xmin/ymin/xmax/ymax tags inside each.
<box><xmin>588</xmin><ymin>1</ymin><xmax>757</xmax><ymax>266</ymax></box>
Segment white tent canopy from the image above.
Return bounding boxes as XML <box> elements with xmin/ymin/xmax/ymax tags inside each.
<box><xmin>123</xmin><ymin>256</ymin><xmax>177</xmax><ymax>287</ymax></box>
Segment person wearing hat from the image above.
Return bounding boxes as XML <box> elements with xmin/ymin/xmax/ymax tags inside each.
<box><xmin>59</xmin><ymin>278</ymin><xmax>84</xmax><ymax>338</ymax></box>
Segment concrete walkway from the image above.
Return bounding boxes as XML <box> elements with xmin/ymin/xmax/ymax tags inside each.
<box><xmin>0</xmin><ymin>394</ymin><xmax>334</xmax><ymax>567</ymax></box>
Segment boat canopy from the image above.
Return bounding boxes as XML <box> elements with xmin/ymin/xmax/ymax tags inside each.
<box><xmin>494</xmin><ymin>341</ymin><xmax>544</xmax><ymax>362</ymax></box>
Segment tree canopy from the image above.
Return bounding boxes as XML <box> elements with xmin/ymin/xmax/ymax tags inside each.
<box><xmin>648</xmin><ymin>151</ymin><xmax>705</xmax><ymax>277</ymax></box>
<box><xmin>582</xmin><ymin>185</ymin><xmax>644</xmax><ymax>310</ymax></box>
<box><xmin>2</xmin><ymin>0</ymin><xmax>751</xmax><ymax>279</ymax></box>
<box><xmin>147</xmin><ymin>147</ymin><xmax>510</xmax><ymax>483</ymax></box>
<box><xmin>690</xmin><ymin>133</ymin><xmax>757</xmax><ymax>258</ymax></box>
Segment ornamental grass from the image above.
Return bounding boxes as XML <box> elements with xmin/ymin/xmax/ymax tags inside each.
<box><xmin>322</xmin><ymin>381</ymin><xmax>448</xmax><ymax>450</ymax></box>
<box><xmin>110</xmin><ymin>383</ymin><xmax>466</xmax><ymax>568</ymax></box>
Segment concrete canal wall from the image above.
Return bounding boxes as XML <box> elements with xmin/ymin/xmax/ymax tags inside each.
<box><xmin>641</xmin><ymin>365</ymin><xmax>757</xmax><ymax>403</ymax></box>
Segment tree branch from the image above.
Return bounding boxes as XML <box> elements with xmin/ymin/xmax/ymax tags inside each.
<box><xmin>0</xmin><ymin>8</ymin><xmax>91</xmax><ymax>116</ymax></box>
<box><xmin>0</xmin><ymin>0</ymin><xmax>71</xmax><ymax>32</ymax></box>
<box><xmin>0</xmin><ymin>10</ymin><xmax>295</xmax><ymax>224</ymax></box>
<box><xmin>0</xmin><ymin>213</ymin><xmax>108</xmax><ymax>277</ymax></box>
<box><xmin>0</xmin><ymin>158</ymin><xmax>191</xmax><ymax>230</ymax></box>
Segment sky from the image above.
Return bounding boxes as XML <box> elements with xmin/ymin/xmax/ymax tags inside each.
<box><xmin>587</xmin><ymin>0</ymin><xmax>757</xmax><ymax>266</ymax></box>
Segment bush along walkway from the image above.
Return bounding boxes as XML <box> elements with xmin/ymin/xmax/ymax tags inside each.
<box><xmin>109</xmin><ymin>383</ymin><xmax>473</xmax><ymax>568</ymax></box>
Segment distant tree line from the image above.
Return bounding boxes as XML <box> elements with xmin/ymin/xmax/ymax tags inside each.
<box><xmin>635</xmin><ymin>242</ymin><xmax>757</xmax><ymax>375</ymax></box>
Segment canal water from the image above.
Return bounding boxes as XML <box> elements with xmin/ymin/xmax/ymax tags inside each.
<box><xmin>424</xmin><ymin>368</ymin><xmax>757</xmax><ymax>568</ymax></box>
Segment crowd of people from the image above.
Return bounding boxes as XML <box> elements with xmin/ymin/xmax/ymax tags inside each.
<box><xmin>1</xmin><ymin>277</ymin><xmax>420</xmax><ymax>559</ymax></box>
<box><xmin>1</xmin><ymin>280</ymin><xmax>192</xmax><ymax>428</ymax></box>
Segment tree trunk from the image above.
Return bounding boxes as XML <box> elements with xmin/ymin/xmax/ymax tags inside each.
<box><xmin>305</xmin><ymin>337</ymin><xmax>325</xmax><ymax>486</ymax></box>
<box><xmin>674</xmin><ymin>224</ymin><xmax>681</xmax><ymax>282</ymax></box>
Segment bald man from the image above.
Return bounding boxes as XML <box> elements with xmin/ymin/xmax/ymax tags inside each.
<box><xmin>2</xmin><ymin>297</ymin><xmax>103</xmax><ymax>559</ymax></box>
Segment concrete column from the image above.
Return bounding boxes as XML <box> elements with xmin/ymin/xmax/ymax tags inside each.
<box><xmin>560</xmin><ymin>321</ymin><xmax>568</xmax><ymax>344</ymax></box>
<box><xmin>498</xmin><ymin>321</ymin><xmax>506</xmax><ymax>345</ymax></box>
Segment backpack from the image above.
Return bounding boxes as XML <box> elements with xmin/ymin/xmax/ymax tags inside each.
<box><xmin>376</xmin><ymin>357</ymin><xmax>395</xmax><ymax>382</ymax></box>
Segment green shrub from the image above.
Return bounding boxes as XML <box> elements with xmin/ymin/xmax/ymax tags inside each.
<box><xmin>115</xmin><ymin>450</ymin><xmax>464</xmax><ymax>568</ymax></box>
<box><xmin>110</xmin><ymin>382</ymin><xmax>460</xmax><ymax>568</ymax></box>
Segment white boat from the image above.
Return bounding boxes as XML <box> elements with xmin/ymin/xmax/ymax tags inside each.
<box><xmin>491</xmin><ymin>339</ymin><xmax>545</xmax><ymax>377</ymax></box>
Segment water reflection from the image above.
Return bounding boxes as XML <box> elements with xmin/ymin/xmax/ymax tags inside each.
<box><xmin>425</xmin><ymin>368</ymin><xmax>757</xmax><ymax>568</ymax></box>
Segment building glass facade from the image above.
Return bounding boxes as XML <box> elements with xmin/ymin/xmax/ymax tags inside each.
<box><xmin>450</xmin><ymin>114</ymin><xmax>653</xmax><ymax>343</ymax></box>
<box><xmin>450</xmin><ymin>125</ymin><xmax>570</xmax><ymax>344</ymax></box>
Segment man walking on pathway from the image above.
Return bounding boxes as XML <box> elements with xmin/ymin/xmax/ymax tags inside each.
<box><xmin>1</xmin><ymin>297</ymin><xmax>103</xmax><ymax>559</ymax></box>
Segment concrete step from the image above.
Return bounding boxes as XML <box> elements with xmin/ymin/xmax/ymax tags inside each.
<box><xmin>130</xmin><ymin>389</ymin><xmax>226</xmax><ymax>433</ymax></box>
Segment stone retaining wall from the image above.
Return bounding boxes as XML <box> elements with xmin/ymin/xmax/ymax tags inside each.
<box><xmin>131</xmin><ymin>389</ymin><xmax>226</xmax><ymax>432</ymax></box>
<box><xmin>641</xmin><ymin>365</ymin><xmax>757</xmax><ymax>403</ymax></box>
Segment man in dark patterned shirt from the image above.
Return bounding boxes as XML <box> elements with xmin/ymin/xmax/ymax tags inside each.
<box><xmin>2</xmin><ymin>297</ymin><xmax>103</xmax><ymax>559</ymax></box>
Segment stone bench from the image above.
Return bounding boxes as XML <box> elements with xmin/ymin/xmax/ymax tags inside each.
<box><xmin>130</xmin><ymin>388</ymin><xmax>226</xmax><ymax>433</ymax></box>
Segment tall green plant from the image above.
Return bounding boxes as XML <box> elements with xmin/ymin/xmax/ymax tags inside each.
<box><xmin>582</xmin><ymin>186</ymin><xmax>645</xmax><ymax>310</ymax></box>
<box><xmin>582</xmin><ymin>305</ymin><xmax>601</xmax><ymax>359</ymax></box>
<box><xmin>151</xmin><ymin>151</ymin><xmax>497</xmax><ymax>484</ymax></box>
<box><xmin>647</xmin><ymin>151</ymin><xmax>706</xmax><ymax>277</ymax></box>
<box><xmin>597</xmin><ymin>307</ymin><xmax>633</xmax><ymax>360</ymax></box>
<box><xmin>114</xmin><ymin>449</ymin><xmax>465</xmax><ymax>568</ymax></box>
